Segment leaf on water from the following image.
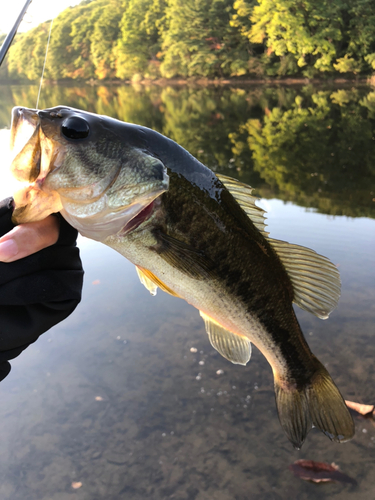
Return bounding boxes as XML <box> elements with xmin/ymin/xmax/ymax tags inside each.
<box><xmin>345</xmin><ymin>400</ymin><xmax>375</xmax><ymax>417</ymax></box>
<box><xmin>92</xmin><ymin>279</ymin><xmax>101</xmax><ymax>285</ymax></box>
<box><xmin>289</xmin><ymin>460</ymin><xmax>357</xmax><ymax>485</ymax></box>
<box><xmin>95</xmin><ymin>396</ymin><xmax>104</xmax><ymax>401</ymax></box>
<box><xmin>71</xmin><ymin>482</ymin><xmax>83</xmax><ymax>489</ymax></box>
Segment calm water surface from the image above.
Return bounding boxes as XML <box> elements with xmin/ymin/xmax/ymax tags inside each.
<box><xmin>0</xmin><ymin>83</ymin><xmax>374</xmax><ymax>500</ymax></box>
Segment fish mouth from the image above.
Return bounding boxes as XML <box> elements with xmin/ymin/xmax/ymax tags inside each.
<box><xmin>59</xmin><ymin>187</ymin><xmax>165</xmax><ymax>241</ymax></box>
<box><xmin>10</xmin><ymin>107</ymin><xmax>39</xmax><ymax>155</ymax></box>
<box><xmin>119</xmin><ymin>198</ymin><xmax>157</xmax><ymax>235</ymax></box>
<box><xmin>10</xmin><ymin>105</ymin><xmax>169</xmax><ymax>235</ymax></box>
<box><xmin>10</xmin><ymin>108</ymin><xmax>42</xmax><ymax>185</ymax></box>
<box><xmin>10</xmin><ymin>107</ymin><xmax>63</xmax><ymax>224</ymax></box>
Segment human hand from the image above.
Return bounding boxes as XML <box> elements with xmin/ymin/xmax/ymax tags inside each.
<box><xmin>0</xmin><ymin>197</ymin><xmax>83</xmax><ymax>382</ymax></box>
<box><xmin>0</xmin><ymin>214</ymin><xmax>60</xmax><ymax>262</ymax></box>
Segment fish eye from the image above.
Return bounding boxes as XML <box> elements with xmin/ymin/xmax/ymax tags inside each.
<box><xmin>61</xmin><ymin>116</ymin><xmax>90</xmax><ymax>140</ymax></box>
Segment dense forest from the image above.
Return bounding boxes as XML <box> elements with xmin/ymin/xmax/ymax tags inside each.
<box><xmin>1</xmin><ymin>0</ymin><xmax>375</xmax><ymax>81</ymax></box>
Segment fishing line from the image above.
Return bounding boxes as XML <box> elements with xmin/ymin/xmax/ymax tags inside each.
<box><xmin>36</xmin><ymin>17</ymin><xmax>54</xmax><ymax>110</ymax></box>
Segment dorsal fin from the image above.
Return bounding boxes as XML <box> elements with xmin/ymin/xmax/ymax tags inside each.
<box><xmin>216</xmin><ymin>173</ymin><xmax>268</xmax><ymax>236</ymax></box>
<box><xmin>136</xmin><ymin>266</ymin><xmax>180</xmax><ymax>298</ymax></box>
<box><xmin>216</xmin><ymin>174</ymin><xmax>341</xmax><ymax>319</ymax></box>
<box><xmin>199</xmin><ymin>311</ymin><xmax>252</xmax><ymax>365</ymax></box>
<box><xmin>268</xmin><ymin>239</ymin><xmax>341</xmax><ymax>319</ymax></box>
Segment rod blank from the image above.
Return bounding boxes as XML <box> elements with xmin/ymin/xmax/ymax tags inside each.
<box><xmin>0</xmin><ymin>0</ymin><xmax>33</xmax><ymax>66</ymax></box>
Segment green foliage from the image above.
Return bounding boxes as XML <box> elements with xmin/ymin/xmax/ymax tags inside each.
<box><xmin>6</xmin><ymin>24</ymin><xmax>52</xmax><ymax>80</ymax></box>
<box><xmin>3</xmin><ymin>0</ymin><xmax>375</xmax><ymax>80</ymax></box>
<box><xmin>0</xmin><ymin>33</ymin><xmax>9</xmax><ymax>79</ymax></box>
<box><xmin>339</xmin><ymin>0</ymin><xmax>375</xmax><ymax>73</ymax></box>
<box><xmin>47</xmin><ymin>7</ymin><xmax>80</xmax><ymax>79</ymax></box>
<box><xmin>114</xmin><ymin>0</ymin><xmax>165</xmax><ymax>80</ymax></box>
<box><xmin>161</xmin><ymin>0</ymin><xmax>249</xmax><ymax>78</ymax></box>
<box><xmin>248</xmin><ymin>0</ymin><xmax>343</xmax><ymax>75</ymax></box>
<box><xmin>334</xmin><ymin>55</ymin><xmax>362</xmax><ymax>74</ymax></box>
<box><xmin>91</xmin><ymin>0</ymin><xmax>124</xmax><ymax>79</ymax></box>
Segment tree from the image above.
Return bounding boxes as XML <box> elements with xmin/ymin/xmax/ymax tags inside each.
<box><xmin>161</xmin><ymin>0</ymin><xmax>249</xmax><ymax>78</ymax></box>
<box><xmin>334</xmin><ymin>0</ymin><xmax>375</xmax><ymax>74</ymax></box>
<box><xmin>91</xmin><ymin>0</ymin><xmax>124</xmax><ymax>79</ymax></box>
<box><xmin>114</xmin><ymin>0</ymin><xmax>165</xmax><ymax>80</ymax></box>
<box><xmin>47</xmin><ymin>7</ymin><xmax>80</xmax><ymax>79</ymax></box>
<box><xmin>3</xmin><ymin>0</ymin><xmax>375</xmax><ymax>81</ymax></box>
<box><xmin>7</xmin><ymin>23</ymin><xmax>52</xmax><ymax>80</ymax></box>
<box><xmin>249</xmin><ymin>0</ymin><xmax>344</xmax><ymax>76</ymax></box>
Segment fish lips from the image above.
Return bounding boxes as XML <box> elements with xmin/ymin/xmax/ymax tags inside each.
<box><xmin>10</xmin><ymin>107</ymin><xmax>41</xmax><ymax>183</ymax></box>
<box><xmin>9</xmin><ymin>106</ymin><xmax>169</xmax><ymax>236</ymax></box>
<box><xmin>10</xmin><ymin>107</ymin><xmax>39</xmax><ymax>152</ymax></box>
<box><xmin>10</xmin><ymin>107</ymin><xmax>66</xmax><ymax>224</ymax></box>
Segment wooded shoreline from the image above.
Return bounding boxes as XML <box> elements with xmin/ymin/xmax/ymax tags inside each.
<box><xmin>1</xmin><ymin>0</ymin><xmax>375</xmax><ymax>83</ymax></box>
<box><xmin>1</xmin><ymin>76</ymin><xmax>375</xmax><ymax>88</ymax></box>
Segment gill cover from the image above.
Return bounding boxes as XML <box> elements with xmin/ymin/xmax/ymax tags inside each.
<box><xmin>10</xmin><ymin>106</ymin><xmax>169</xmax><ymax>239</ymax></box>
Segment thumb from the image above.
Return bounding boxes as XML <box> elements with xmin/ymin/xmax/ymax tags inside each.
<box><xmin>0</xmin><ymin>215</ymin><xmax>60</xmax><ymax>262</ymax></box>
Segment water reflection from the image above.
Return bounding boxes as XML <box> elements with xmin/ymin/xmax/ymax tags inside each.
<box><xmin>0</xmin><ymin>83</ymin><xmax>373</xmax><ymax>218</ymax></box>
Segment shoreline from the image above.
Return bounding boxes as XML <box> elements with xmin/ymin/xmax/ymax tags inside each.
<box><xmin>1</xmin><ymin>76</ymin><xmax>375</xmax><ymax>88</ymax></box>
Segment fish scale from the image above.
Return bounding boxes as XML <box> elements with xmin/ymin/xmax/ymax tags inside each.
<box><xmin>9</xmin><ymin>105</ymin><xmax>354</xmax><ymax>449</ymax></box>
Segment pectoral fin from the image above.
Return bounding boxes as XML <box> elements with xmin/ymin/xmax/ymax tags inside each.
<box><xmin>199</xmin><ymin>311</ymin><xmax>251</xmax><ymax>365</ymax></box>
<box><xmin>136</xmin><ymin>266</ymin><xmax>158</xmax><ymax>296</ymax></box>
<box><xmin>155</xmin><ymin>231</ymin><xmax>215</xmax><ymax>280</ymax></box>
<box><xmin>136</xmin><ymin>266</ymin><xmax>180</xmax><ymax>297</ymax></box>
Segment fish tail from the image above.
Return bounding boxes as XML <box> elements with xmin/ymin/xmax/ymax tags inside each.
<box><xmin>274</xmin><ymin>360</ymin><xmax>354</xmax><ymax>449</ymax></box>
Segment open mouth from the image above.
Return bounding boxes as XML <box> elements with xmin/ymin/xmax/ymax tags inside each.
<box><xmin>59</xmin><ymin>190</ymin><xmax>163</xmax><ymax>241</ymax></box>
<box><xmin>120</xmin><ymin>199</ymin><xmax>156</xmax><ymax>235</ymax></box>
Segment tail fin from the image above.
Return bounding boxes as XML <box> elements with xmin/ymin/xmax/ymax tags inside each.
<box><xmin>274</xmin><ymin>361</ymin><xmax>355</xmax><ymax>449</ymax></box>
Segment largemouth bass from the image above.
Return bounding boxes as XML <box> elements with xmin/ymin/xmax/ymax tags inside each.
<box><xmin>9</xmin><ymin>106</ymin><xmax>354</xmax><ymax>449</ymax></box>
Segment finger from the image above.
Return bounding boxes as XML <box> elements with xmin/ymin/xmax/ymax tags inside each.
<box><xmin>0</xmin><ymin>215</ymin><xmax>60</xmax><ymax>262</ymax></box>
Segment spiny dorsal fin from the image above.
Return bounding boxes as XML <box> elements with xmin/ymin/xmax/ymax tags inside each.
<box><xmin>136</xmin><ymin>266</ymin><xmax>180</xmax><ymax>298</ymax></box>
<box><xmin>216</xmin><ymin>173</ymin><xmax>269</xmax><ymax>236</ymax></box>
<box><xmin>269</xmin><ymin>239</ymin><xmax>341</xmax><ymax>319</ymax></box>
<box><xmin>199</xmin><ymin>311</ymin><xmax>251</xmax><ymax>365</ymax></box>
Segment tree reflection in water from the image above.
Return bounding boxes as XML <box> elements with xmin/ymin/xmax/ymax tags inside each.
<box><xmin>1</xmin><ymin>83</ymin><xmax>373</xmax><ymax>219</ymax></box>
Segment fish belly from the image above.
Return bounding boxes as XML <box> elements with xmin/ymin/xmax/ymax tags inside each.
<box><xmin>104</xmin><ymin>231</ymin><xmax>276</xmax><ymax>359</ymax></box>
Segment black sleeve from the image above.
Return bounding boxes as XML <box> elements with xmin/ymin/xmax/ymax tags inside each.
<box><xmin>0</xmin><ymin>198</ymin><xmax>84</xmax><ymax>381</ymax></box>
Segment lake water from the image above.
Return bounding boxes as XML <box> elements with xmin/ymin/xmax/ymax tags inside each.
<box><xmin>0</xmin><ymin>82</ymin><xmax>374</xmax><ymax>500</ymax></box>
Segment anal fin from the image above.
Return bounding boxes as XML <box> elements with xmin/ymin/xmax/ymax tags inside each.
<box><xmin>136</xmin><ymin>266</ymin><xmax>180</xmax><ymax>297</ymax></box>
<box><xmin>199</xmin><ymin>311</ymin><xmax>251</xmax><ymax>365</ymax></box>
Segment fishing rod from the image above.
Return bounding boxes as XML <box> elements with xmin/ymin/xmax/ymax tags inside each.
<box><xmin>0</xmin><ymin>0</ymin><xmax>33</xmax><ymax>67</ymax></box>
